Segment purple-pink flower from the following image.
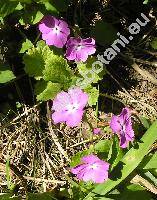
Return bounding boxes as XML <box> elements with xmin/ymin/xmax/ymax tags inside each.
<box><xmin>93</xmin><ymin>128</ymin><xmax>101</xmax><ymax>135</ymax></box>
<box><xmin>110</xmin><ymin>107</ymin><xmax>134</xmax><ymax>148</ymax></box>
<box><xmin>39</xmin><ymin>15</ymin><xmax>70</xmax><ymax>48</ymax></box>
<box><xmin>52</xmin><ymin>87</ymin><xmax>88</xmax><ymax>127</ymax></box>
<box><xmin>71</xmin><ymin>154</ymin><xmax>110</xmax><ymax>183</ymax></box>
<box><xmin>66</xmin><ymin>37</ymin><xmax>96</xmax><ymax>62</ymax></box>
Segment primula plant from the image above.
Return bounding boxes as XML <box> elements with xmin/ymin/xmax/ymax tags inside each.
<box><xmin>1</xmin><ymin>0</ymin><xmax>157</xmax><ymax>200</ymax></box>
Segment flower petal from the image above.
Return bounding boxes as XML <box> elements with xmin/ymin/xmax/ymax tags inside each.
<box><xmin>81</xmin><ymin>155</ymin><xmax>100</xmax><ymax>164</ymax></box>
<box><xmin>110</xmin><ymin>115</ymin><xmax>121</xmax><ymax>133</ymax></box>
<box><xmin>52</xmin><ymin>91</ymin><xmax>71</xmax><ymax>112</ymax></box>
<box><xmin>51</xmin><ymin>111</ymin><xmax>68</xmax><ymax>124</ymax></box>
<box><xmin>58</xmin><ymin>19</ymin><xmax>70</xmax><ymax>36</ymax></box>
<box><xmin>83</xmin><ymin>38</ymin><xmax>95</xmax><ymax>45</ymax></box>
<box><xmin>68</xmin><ymin>87</ymin><xmax>88</xmax><ymax>109</ymax></box>
<box><xmin>39</xmin><ymin>15</ymin><xmax>56</xmax><ymax>34</ymax></box>
<box><xmin>90</xmin><ymin>169</ymin><xmax>108</xmax><ymax>183</ymax></box>
<box><xmin>66</xmin><ymin>109</ymin><xmax>84</xmax><ymax>127</ymax></box>
<box><xmin>65</xmin><ymin>46</ymin><xmax>77</xmax><ymax>61</ymax></box>
<box><xmin>75</xmin><ymin>49</ymin><xmax>89</xmax><ymax>62</ymax></box>
<box><xmin>71</xmin><ymin>164</ymin><xmax>87</xmax><ymax>175</ymax></box>
<box><xmin>43</xmin><ymin>32</ymin><xmax>66</xmax><ymax>48</ymax></box>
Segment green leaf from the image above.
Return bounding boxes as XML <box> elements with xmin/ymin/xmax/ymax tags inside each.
<box><xmin>43</xmin><ymin>55</ymin><xmax>72</xmax><ymax>85</ymax></box>
<box><xmin>6</xmin><ymin>158</ymin><xmax>13</xmax><ymax>190</ymax></box>
<box><xmin>139</xmin><ymin>152</ymin><xmax>157</xmax><ymax>170</ymax></box>
<box><xmin>143</xmin><ymin>0</ymin><xmax>149</xmax><ymax>4</ymax></box>
<box><xmin>44</xmin><ymin>2</ymin><xmax>58</xmax><ymax>13</ymax></box>
<box><xmin>120</xmin><ymin>184</ymin><xmax>152</xmax><ymax>200</ymax></box>
<box><xmin>83</xmin><ymin>120</ymin><xmax>157</xmax><ymax>199</ymax></box>
<box><xmin>23</xmin><ymin>41</ymin><xmax>52</xmax><ymax>79</ymax></box>
<box><xmin>0</xmin><ymin>193</ymin><xmax>20</xmax><ymax>200</ymax></box>
<box><xmin>0</xmin><ymin>0</ymin><xmax>18</xmax><ymax>18</ymax></box>
<box><xmin>27</xmin><ymin>192</ymin><xmax>57</xmax><ymax>200</ymax></box>
<box><xmin>91</xmin><ymin>21</ymin><xmax>117</xmax><ymax>46</ymax></box>
<box><xmin>10</xmin><ymin>0</ymin><xmax>32</xmax><ymax>3</ymax></box>
<box><xmin>70</xmin><ymin>149</ymin><xmax>92</xmax><ymax>167</ymax></box>
<box><xmin>151</xmin><ymin>37</ymin><xmax>157</xmax><ymax>49</ymax></box>
<box><xmin>94</xmin><ymin>140</ymin><xmax>112</xmax><ymax>161</ymax></box>
<box><xmin>0</xmin><ymin>65</ymin><xmax>15</xmax><ymax>83</ymax></box>
<box><xmin>20</xmin><ymin>39</ymin><xmax>33</xmax><ymax>53</ymax></box>
<box><xmin>35</xmin><ymin>80</ymin><xmax>61</xmax><ymax>101</ymax></box>
<box><xmin>19</xmin><ymin>11</ymin><xmax>43</xmax><ymax>25</ymax></box>
<box><xmin>108</xmin><ymin>136</ymin><xmax>124</xmax><ymax>170</ymax></box>
<box><xmin>95</xmin><ymin>140</ymin><xmax>112</xmax><ymax>153</ymax></box>
<box><xmin>84</xmin><ymin>86</ymin><xmax>99</xmax><ymax>106</ymax></box>
<box><xmin>144</xmin><ymin>171</ymin><xmax>157</xmax><ymax>186</ymax></box>
<box><xmin>139</xmin><ymin>116</ymin><xmax>151</xmax><ymax>129</ymax></box>
<box><xmin>50</xmin><ymin>0</ymin><xmax>69</xmax><ymax>11</ymax></box>
<box><xmin>15</xmin><ymin>2</ymin><xmax>23</xmax><ymax>11</ymax></box>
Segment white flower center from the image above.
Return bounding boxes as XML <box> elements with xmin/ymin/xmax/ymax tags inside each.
<box><xmin>89</xmin><ymin>163</ymin><xmax>98</xmax><ymax>170</ymax></box>
<box><xmin>66</xmin><ymin>102</ymin><xmax>79</xmax><ymax>113</ymax></box>
<box><xmin>76</xmin><ymin>44</ymin><xmax>83</xmax><ymax>51</ymax></box>
<box><xmin>53</xmin><ymin>25</ymin><xmax>60</xmax><ymax>35</ymax></box>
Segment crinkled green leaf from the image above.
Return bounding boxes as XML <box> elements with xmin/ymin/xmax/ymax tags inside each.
<box><xmin>43</xmin><ymin>55</ymin><xmax>72</xmax><ymax>85</ymax></box>
<box><xmin>77</xmin><ymin>57</ymin><xmax>104</xmax><ymax>85</ymax></box>
<box><xmin>84</xmin><ymin>120</ymin><xmax>157</xmax><ymax>199</ymax></box>
<box><xmin>23</xmin><ymin>41</ymin><xmax>52</xmax><ymax>79</ymax></box>
<box><xmin>20</xmin><ymin>39</ymin><xmax>33</xmax><ymax>53</ymax></box>
<box><xmin>84</xmin><ymin>86</ymin><xmax>99</xmax><ymax>106</ymax></box>
<box><xmin>35</xmin><ymin>80</ymin><xmax>61</xmax><ymax>101</ymax></box>
<box><xmin>0</xmin><ymin>65</ymin><xmax>15</xmax><ymax>83</ymax></box>
<box><xmin>0</xmin><ymin>0</ymin><xmax>18</xmax><ymax>18</ymax></box>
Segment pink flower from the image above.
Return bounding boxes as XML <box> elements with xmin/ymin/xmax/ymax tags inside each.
<box><xmin>52</xmin><ymin>87</ymin><xmax>88</xmax><ymax>127</ymax></box>
<box><xmin>93</xmin><ymin>128</ymin><xmax>101</xmax><ymax>134</ymax></box>
<box><xmin>66</xmin><ymin>37</ymin><xmax>96</xmax><ymax>62</ymax></box>
<box><xmin>39</xmin><ymin>15</ymin><xmax>70</xmax><ymax>48</ymax></box>
<box><xmin>110</xmin><ymin>107</ymin><xmax>134</xmax><ymax>148</ymax></box>
<box><xmin>71</xmin><ymin>154</ymin><xmax>110</xmax><ymax>183</ymax></box>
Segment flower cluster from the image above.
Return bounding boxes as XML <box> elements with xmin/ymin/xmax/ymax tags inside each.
<box><xmin>71</xmin><ymin>108</ymin><xmax>135</xmax><ymax>184</ymax></box>
<box><xmin>38</xmin><ymin>15</ymin><xmax>136</xmax><ymax>185</ymax></box>
<box><xmin>39</xmin><ymin>15</ymin><xmax>96</xmax><ymax>62</ymax></box>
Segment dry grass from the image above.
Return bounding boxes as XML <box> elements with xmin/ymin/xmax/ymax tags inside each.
<box><xmin>0</xmin><ymin>103</ymin><xmax>112</xmax><ymax>196</ymax></box>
